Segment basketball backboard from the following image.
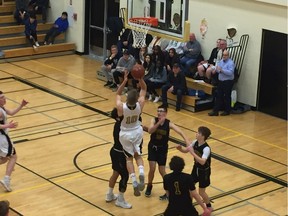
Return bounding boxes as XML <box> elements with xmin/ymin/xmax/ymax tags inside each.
<box><xmin>126</xmin><ymin>0</ymin><xmax>190</xmax><ymax>42</ymax></box>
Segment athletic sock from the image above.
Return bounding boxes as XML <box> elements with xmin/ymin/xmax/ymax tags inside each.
<box><xmin>130</xmin><ymin>173</ymin><xmax>137</xmax><ymax>183</ymax></box>
<box><xmin>107</xmin><ymin>187</ymin><xmax>113</xmax><ymax>194</ymax></box>
<box><xmin>118</xmin><ymin>192</ymin><xmax>124</xmax><ymax>202</ymax></box>
<box><xmin>138</xmin><ymin>165</ymin><xmax>144</xmax><ymax>175</ymax></box>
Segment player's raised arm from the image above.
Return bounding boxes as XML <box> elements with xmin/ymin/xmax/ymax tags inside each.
<box><xmin>116</xmin><ymin>71</ymin><xmax>129</xmax><ymax>116</ymax></box>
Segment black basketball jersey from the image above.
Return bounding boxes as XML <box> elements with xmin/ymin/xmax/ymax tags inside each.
<box><xmin>113</xmin><ymin>119</ymin><xmax>123</xmax><ymax>151</ymax></box>
<box><xmin>163</xmin><ymin>172</ymin><xmax>198</xmax><ymax>216</ymax></box>
<box><xmin>193</xmin><ymin>141</ymin><xmax>211</xmax><ymax>169</ymax></box>
<box><xmin>148</xmin><ymin>118</ymin><xmax>170</xmax><ymax>147</ymax></box>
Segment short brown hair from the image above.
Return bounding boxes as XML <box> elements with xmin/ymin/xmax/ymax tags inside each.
<box><xmin>198</xmin><ymin>126</ymin><xmax>211</xmax><ymax>140</ymax></box>
<box><xmin>126</xmin><ymin>89</ymin><xmax>138</xmax><ymax>106</ymax></box>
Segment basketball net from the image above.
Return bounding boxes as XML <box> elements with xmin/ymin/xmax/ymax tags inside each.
<box><xmin>129</xmin><ymin>19</ymin><xmax>152</xmax><ymax>48</ymax></box>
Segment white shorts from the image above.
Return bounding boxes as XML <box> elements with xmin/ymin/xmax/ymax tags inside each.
<box><xmin>0</xmin><ymin>134</ymin><xmax>13</xmax><ymax>157</ymax></box>
<box><xmin>120</xmin><ymin>126</ymin><xmax>143</xmax><ymax>157</ymax></box>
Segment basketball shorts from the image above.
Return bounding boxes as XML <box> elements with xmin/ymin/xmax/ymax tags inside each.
<box><xmin>119</xmin><ymin>126</ymin><xmax>143</xmax><ymax>157</ymax></box>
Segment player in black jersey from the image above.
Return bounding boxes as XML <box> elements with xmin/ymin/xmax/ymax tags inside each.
<box><xmin>105</xmin><ymin>108</ymin><xmax>131</xmax><ymax>209</ymax></box>
<box><xmin>145</xmin><ymin>104</ymin><xmax>190</xmax><ymax>199</ymax></box>
<box><xmin>177</xmin><ymin>126</ymin><xmax>213</xmax><ymax>213</ymax></box>
<box><xmin>163</xmin><ymin>156</ymin><xmax>210</xmax><ymax>216</ymax></box>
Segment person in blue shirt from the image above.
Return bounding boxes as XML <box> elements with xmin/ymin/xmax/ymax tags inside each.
<box><xmin>208</xmin><ymin>50</ymin><xmax>235</xmax><ymax>116</ymax></box>
<box><xmin>24</xmin><ymin>13</ymin><xmax>39</xmax><ymax>49</ymax></box>
<box><xmin>44</xmin><ymin>12</ymin><xmax>69</xmax><ymax>45</ymax></box>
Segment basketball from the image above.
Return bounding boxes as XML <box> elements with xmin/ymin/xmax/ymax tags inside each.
<box><xmin>131</xmin><ymin>64</ymin><xmax>145</xmax><ymax>79</ymax></box>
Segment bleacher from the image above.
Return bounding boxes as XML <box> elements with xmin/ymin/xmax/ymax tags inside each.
<box><xmin>0</xmin><ymin>0</ymin><xmax>75</xmax><ymax>61</ymax></box>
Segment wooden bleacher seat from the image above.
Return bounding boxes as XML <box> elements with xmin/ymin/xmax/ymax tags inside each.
<box><xmin>154</xmin><ymin>78</ymin><xmax>215</xmax><ymax>112</ymax></box>
<box><xmin>0</xmin><ymin>23</ymin><xmax>53</xmax><ymax>35</ymax></box>
<box><xmin>1</xmin><ymin>0</ymin><xmax>15</xmax><ymax>5</ymax></box>
<box><xmin>0</xmin><ymin>14</ymin><xmax>42</xmax><ymax>24</ymax></box>
<box><xmin>0</xmin><ymin>33</ymin><xmax>65</xmax><ymax>46</ymax></box>
<box><xmin>0</xmin><ymin>4</ymin><xmax>14</xmax><ymax>13</ymax></box>
<box><xmin>3</xmin><ymin>42</ymin><xmax>76</xmax><ymax>58</ymax></box>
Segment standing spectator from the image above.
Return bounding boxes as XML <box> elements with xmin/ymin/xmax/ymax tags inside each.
<box><xmin>24</xmin><ymin>13</ymin><xmax>39</xmax><ymax>49</ymax></box>
<box><xmin>14</xmin><ymin>0</ymin><xmax>29</xmax><ymax>25</ymax></box>
<box><xmin>163</xmin><ymin>156</ymin><xmax>210</xmax><ymax>216</ymax></box>
<box><xmin>180</xmin><ymin>33</ymin><xmax>201</xmax><ymax>76</ymax></box>
<box><xmin>105</xmin><ymin>108</ymin><xmax>131</xmax><ymax>209</ymax></box>
<box><xmin>177</xmin><ymin>126</ymin><xmax>214</xmax><ymax>214</ymax></box>
<box><xmin>161</xmin><ymin>63</ymin><xmax>187</xmax><ymax>111</ymax></box>
<box><xmin>117</xmin><ymin>28</ymin><xmax>134</xmax><ymax>55</ymax></box>
<box><xmin>44</xmin><ymin>12</ymin><xmax>69</xmax><ymax>45</ymax></box>
<box><xmin>0</xmin><ymin>91</ymin><xmax>28</xmax><ymax>192</ymax></box>
<box><xmin>116</xmin><ymin>70</ymin><xmax>147</xmax><ymax>196</ymax></box>
<box><xmin>145</xmin><ymin>105</ymin><xmax>190</xmax><ymax>200</ymax></box>
<box><xmin>28</xmin><ymin>0</ymin><xmax>49</xmax><ymax>24</ymax></box>
<box><xmin>208</xmin><ymin>50</ymin><xmax>235</xmax><ymax>116</ymax></box>
<box><xmin>101</xmin><ymin>45</ymin><xmax>121</xmax><ymax>87</ymax></box>
<box><xmin>146</xmin><ymin>60</ymin><xmax>167</xmax><ymax>103</ymax></box>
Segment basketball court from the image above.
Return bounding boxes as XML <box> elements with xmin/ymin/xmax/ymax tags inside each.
<box><xmin>0</xmin><ymin>55</ymin><xmax>286</xmax><ymax>215</ymax></box>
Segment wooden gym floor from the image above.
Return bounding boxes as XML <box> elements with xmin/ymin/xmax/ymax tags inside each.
<box><xmin>0</xmin><ymin>55</ymin><xmax>286</xmax><ymax>216</ymax></box>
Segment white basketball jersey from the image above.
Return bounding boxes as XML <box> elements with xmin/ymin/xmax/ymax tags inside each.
<box><xmin>121</xmin><ymin>102</ymin><xmax>141</xmax><ymax>131</ymax></box>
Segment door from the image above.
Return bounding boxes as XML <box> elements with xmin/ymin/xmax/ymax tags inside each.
<box><xmin>257</xmin><ymin>29</ymin><xmax>287</xmax><ymax>120</ymax></box>
<box><xmin>88</xmin><ymin>0</ymin><xmax>120</xmax><ymax>59</ymax></box>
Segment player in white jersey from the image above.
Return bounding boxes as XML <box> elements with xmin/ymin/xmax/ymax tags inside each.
<box><xmin>0</xmin><ymin>91</ymin><xmax>28</xmax><ymax>192</ymax></box>
<box><xmin>116</xmin><ymin>70</ymin><xmax>146</xmax><ymax>196</ymax></box>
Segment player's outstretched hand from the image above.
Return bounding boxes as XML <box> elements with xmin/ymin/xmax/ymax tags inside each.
<box><xmin>21</xmin><ymin>99</ymin><xmax>29</xmax><ymax>107</ymax></box>
<box><xmin>7</xmin><ymin>120</ymin><xmax>18</xmax><ymax>129</ymax></box>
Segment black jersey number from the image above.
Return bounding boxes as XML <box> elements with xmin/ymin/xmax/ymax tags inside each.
<box><xmin>126</xmin><ymin>115</ymin><xmax>138</xmax><ymax>124</ymax></box>
<box><xmin>174</xmin><ymin>181</ymin><xmax>181</xmax><ymax>195</ymax></box>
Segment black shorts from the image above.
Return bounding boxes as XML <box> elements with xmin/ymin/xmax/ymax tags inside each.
<box><xmin>147</xmin><ymin>144</ymin><xmax>168</xmax><ymax>166</ymax></box>
<box><xmin>191</xmin><ymin>165</ymin><xmax>211</xmax><ymax>188</ymax></box>
<box><xmin>164</xmin><ymin>205</ymin><xmax>199</xmax><ymax>216</ymax></box>
<box><xmin>110</xmin><ymin>147</ymin><xmax>127</xmax><ymax>173</ymax></box>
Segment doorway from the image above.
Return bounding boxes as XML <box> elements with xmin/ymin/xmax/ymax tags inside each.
<box><xmin>87</xmin><ymin>0</ymin><xmax>120</xmax><ymax>59</ymax></box>
<box><xmin>257</xmin><ymin>29</ymin><xmax>287</xmax><ymax>120</ymax></box>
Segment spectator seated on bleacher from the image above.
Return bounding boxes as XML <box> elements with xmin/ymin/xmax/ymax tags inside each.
<box><xmin>164</xmin><ymin>40</ymin><xmax>185</xmax><ymax>55</ymax></box>
<box><xmin>29</xmin><ymin>0</ymin><xmax>49</xmax><ymax>24</ymax></box>
<box><xmin>146</xmin><ymin>59</ymin><xmax>167</xmax><ymax>103</ymax></box>
<box><xmin>151</xmin><ymin>45</ymin><xmax>165</xmax><ymax>65</ymax></box>
<box><xmin>196</xmin><ymin>38</ymin><xmax>221</xmax><ymax>82</ymax></box>
<box><xmin>147</xmin><ymin>36</ymin><xmax>170</xmax><ymax>54</ymax></box>
<box><xmin>24</xmin><ymin>13</ymin><xmax>39</xmax><ymax>49</ymax></box>
<box><xmin>110</xmin><ymin>49</ymin><xmax>136</xmax><ymax>92</ymax></box>
<box><xmin>43</xmin><ymin>11</ymin><xmax>69</xmax><ymax>45</ymax></box>
<box><xmin>101</xmin><ymin>45</ymin><xmax>122</xmax><ymax>87</ymax></box>
<box><xmin>14</xmin><ymin>0</ymin><xmax>30</xmax><ymax>25</ymax></box>
<box><xmin>164</xmin><ymin>48</ymin><xmax>180</xmax><ymax>74</ymax></box>
<box><xmin>161</xmin><ymin>63</ymin><xmax>187</xmax><ymax>112</ymax></box>
<box><xmin>180</xmin><ymin>33</ymin><xmax>201</xmax><ymax>77</ymax></box>
<box><xmin>200</xmin><ymin>39</ymin><xmax>227</xmax><ymax>85</ymax></box>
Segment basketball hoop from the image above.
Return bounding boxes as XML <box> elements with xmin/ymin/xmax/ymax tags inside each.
<box><xmin>129</xmin><ymin>17</ymin><xmax>158</xmax><ymax>48</ymax></box>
